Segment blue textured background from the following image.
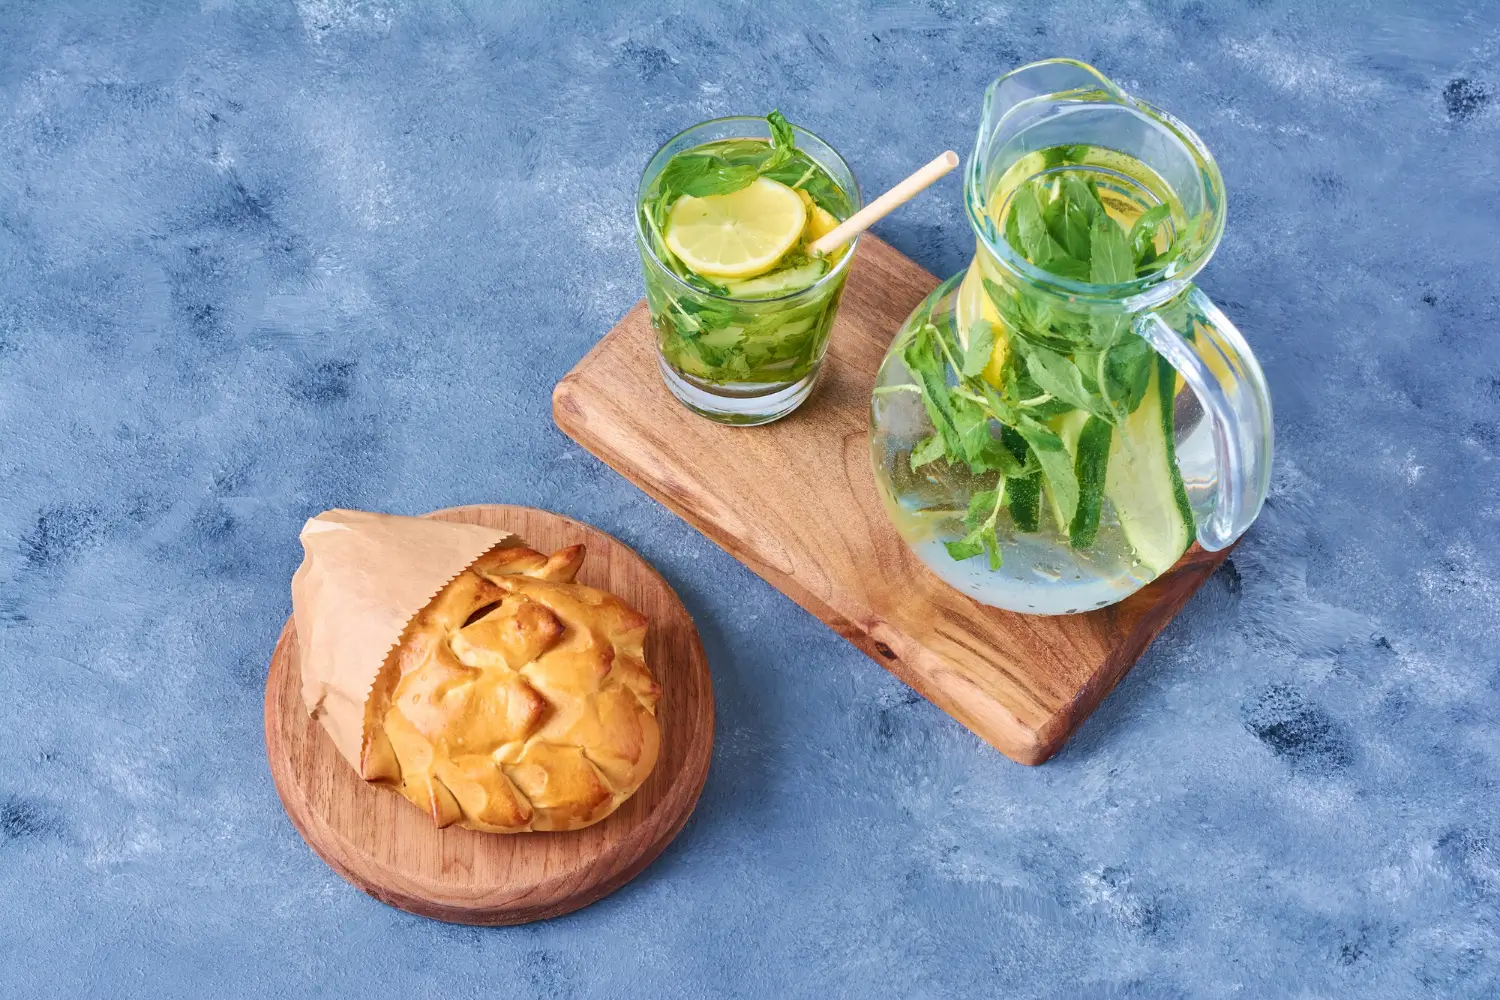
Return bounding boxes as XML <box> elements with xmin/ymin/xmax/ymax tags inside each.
<box><xmin>2</xmin><ymin>1</ymin><xmax>1497</xmax><ymax>996</ymax></box>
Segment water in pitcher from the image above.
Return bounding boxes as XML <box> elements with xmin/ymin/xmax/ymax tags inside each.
<box><xmin>868</xmin><ymin>59</ymin><xmax>1273</xmax><ymax>615</ymax></box>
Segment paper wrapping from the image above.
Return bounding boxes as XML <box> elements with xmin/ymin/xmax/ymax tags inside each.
<box><xmin>290</xmin><ymin>509</ymin><xmax>516</xmax><ymax>774</ymax></box>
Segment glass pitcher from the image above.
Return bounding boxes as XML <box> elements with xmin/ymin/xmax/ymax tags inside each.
<box><xmin>869</xmin><ymin>59</ymin><xmax>1273</xmax><ymax>614</ymax></box>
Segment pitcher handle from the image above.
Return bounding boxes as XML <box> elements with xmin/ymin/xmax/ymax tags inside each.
<box><xmin>1133</xmin><ymin>286</ymin><xmax>1273</xmax><ymax>551</ymax></box>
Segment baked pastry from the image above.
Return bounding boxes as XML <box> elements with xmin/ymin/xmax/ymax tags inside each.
<box><xmin>358</xmin><ymin>543</ymin><xmax>661</xmax><ymax>832</ymax></box>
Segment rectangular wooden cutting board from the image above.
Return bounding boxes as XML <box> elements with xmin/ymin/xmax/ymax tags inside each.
<box><xmin>553</xmin><ymin>235</ymin><xmax>1228</xmax><ymax>764</ymax></box>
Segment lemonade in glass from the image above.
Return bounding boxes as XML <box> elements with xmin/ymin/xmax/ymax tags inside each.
<box><xmin>636</xmin><ymin>113</ymin><xmax>861</xmax><ymax>425</ymax></box>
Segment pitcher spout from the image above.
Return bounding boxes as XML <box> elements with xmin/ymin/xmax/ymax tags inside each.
<box><xmin>971</xmin><ymin>59</ymin><xmax>1129</xmax><ymax>191</ymax></box>
<box><xmin>968</xmin><ymin>59</ymin><xmax>1227</xmax><ymax>302</ymax></box>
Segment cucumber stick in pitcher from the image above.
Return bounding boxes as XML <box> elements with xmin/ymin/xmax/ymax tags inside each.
<box><xmin>1105</xmin><ymin>356</ymin><xmax>1195</xmax><ymax>574</ymax></box>
<box><xmin>1038</xmin><ymin>360</ymin><xmax>1193</xmax><ymax>573</ymax></box>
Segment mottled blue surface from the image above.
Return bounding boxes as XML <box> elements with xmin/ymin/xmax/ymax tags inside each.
<box><xmin>2</xmin><ymin>1</ymin><xmax>1498</xmax><ymax>996</ymax></box>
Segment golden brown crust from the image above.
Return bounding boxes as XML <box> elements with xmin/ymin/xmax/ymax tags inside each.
<box><xmin>364</xmin><ymin>542</ymin><xmax>661</xmax><ymax>833</ymax></box>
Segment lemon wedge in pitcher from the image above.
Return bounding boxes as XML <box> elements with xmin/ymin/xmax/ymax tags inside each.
<box><xmin>955</xmin><ymin>257</ymin><xmax>1010</xmax><ymax>385</ymax></box>
<box><xmin>665</xmin><ymin>177</ymin><xmax>806</xmax><ymax>279</ymax></box>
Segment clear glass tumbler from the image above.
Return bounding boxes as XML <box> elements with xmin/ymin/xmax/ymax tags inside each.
<box><xmin>635</xmin><ymin>117</ymin><xmax>863</xmax><ymax>426</ymax></box>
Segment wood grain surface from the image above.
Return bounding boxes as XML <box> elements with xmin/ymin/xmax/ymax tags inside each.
<box><xmin>264</xmin><ymin>504</ymin><xmax>714</xmax><ymax>924</ymax></box>
<box><xmin>552</xmin><ymin>234</ymin><xmax>1228</xmax><ymax>765</ymax></box>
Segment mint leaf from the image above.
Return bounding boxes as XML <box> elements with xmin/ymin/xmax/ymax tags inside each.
<box><xmin>910</xmin><ymin>432</ymin><xmax>946</xmax><ymax>471</ymax></box>
<box><xmin>1089</xmin><ymin>213</ymin><xmax>1134</xmax><ymax>285</ymax></box>
<box><xmin>903</xmin><ymin>326</ymin><xmax>963</xmax><ymax>455</ymax></box>
<box><xmin>1147</xmin><ymin>211</ymin><xmax>1204</xmax><ymax>275</ymax></box>
<box><xmin>1046</xmin><ymin>193</ymin><xmax>1092</xmax><ymax>261</ymax></box>
<box><xmin>659</xmin><ymin>153</ymin><xmax>760</xmax><ymax>199</ymax></box>
<box><xmin>764</xmin><ymin>110</ymin><xmax>796</xmax><ymax>172</ymax></box>
<box><xmin>1017</xmin><ymin>340</ymin><xmax>1099</xmax><ymax>416</ymax></box>
<box><xmin>1043</xmin><ymin>144</ymin><xmax>1091</xmax><ymax>169</ymax></box>
<box><xmin>982</xmin><ymin>523</ymin><xmax>1002</xmax><ymax>569</ymax></box>
<box><xmin>1103</xmin><ymin>334</ymin><xmax>1154</xmax><ymax>416</ymax></box>
<box><xmin>1004</xmin><ymin>199</ymin><xmax>1023</xmax><ymax>257</ymax></box>
<box><xmin>1006</xmin><ymin>179</ymin><xmax>1092</xmax><ymax>278</ymax></box>
<box><xmin>1015</xmin><ymin>286</ymin><xmax>1056</xmax><ymax>336</ymax></box>
<box><xmin>1023</xmin><ymin>397</ymin><xmax>1078</xmax><ymax>420</ymax></box>
<box><xmin>1006</xmin><ymin>173</ymin><xmax>1103</xmax><ymax>280</ymax></box>
<box><xmin>1012</xmin><ymin>184</ymin><xmax>1069</xmax><ymax>268</ymax></box>
<box><xmin>944</xmin><ymin>535</ymin><xmax>986</xmax><ymax>562</ymax></box>
<box><xmin>953</xmin><ymin>399</ymin><xmax>998</xmax><ymax>467</ymax></box>
<box><xmin>1087</xmin><ymin>311</ymin><xmax>1129</xmax><ymax>353</ymax></box>
<box><xmin>1044</xmin><ymin>255</ymin><xmax>1092</xmax><ymax>282</ymax></box>
<box><xmin>762</xmin><ymin>157</ymin><xmax>847</xmax><ymax>215</ymax></box>
<box><xmin>987</xmin><ymin>279</ymin><xmax>1072</xmax><ymax>351</ymax></box>
<box><xmin>656</xmin><ymin>111</ymin><xmax>803</xmax><ymax>206</ymax></box>
<box><xmin>977</xmin><ymin>437</ymin><xmax>1027</xmax><ymax>477</ymax></box>
<box><xmin>961</xmin><ymin>322</ymin><xmax>996</xmax><ymax>377</ymax></box>
<box><xmin>1014</xmin><ymin>414</ymin><xmax>1079</xmax><ymax>526</ymax></box>
<box><xmin>1060</xmin><ymin>173</ymin><xmax>1103</xmax><ymax>223</ymax></box>
<box><xmin>1127</xmin><ymin>203</ymin><xmax>1171</xmax><ymax>262</ymax></box>
<box><xmin>965</xmin><ymin>488</ymin><xmax>1001</xmax><ymax>530</ymax></box>
<box><xmin>948</xmin><ymin>488</ymin><xmax>1004</xmax><ymax>568</ymax></box>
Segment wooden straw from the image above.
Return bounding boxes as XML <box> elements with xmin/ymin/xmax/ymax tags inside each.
<box><xmin>809</xmin><ymin>150</ymin><xmax>959</xmax><ymax>256</ymax></box>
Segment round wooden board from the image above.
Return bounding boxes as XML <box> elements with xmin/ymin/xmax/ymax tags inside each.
<box><xmin>264</xmin><ymin>504</ymin><xmax>714</xmax><ymax>925</ymax></box>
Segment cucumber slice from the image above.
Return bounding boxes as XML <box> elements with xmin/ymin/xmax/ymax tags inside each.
<box><xmin>1068</xmin><ymin>416</ymin><xmax>1112</xmax><ymax>549</ymax></box>
<box><xmin>722</xmin><ymin>260</ymin><xmax>828</xmax><ymax>299</ymax></box>
<box><xmin>997</xmin><ymin>425</ymin><xmax>1042</xmax><ymax>533</ymax></box>
<box><xmin>1104</xmin><ymin>358</ymin><xmax>1194</xmax><ymax>574</ymax></box>
<box><xmin>1006</xmin><ymin>474</ymin><xmax>1041</xmax><ymax>532</ymax></box>
<box><xmin>1159</xmin><ymin>355</ymin><xmax>1197</xmax><ymax>538</ymax></box>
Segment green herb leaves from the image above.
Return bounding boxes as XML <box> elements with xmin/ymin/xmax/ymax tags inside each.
<box><xmin>903</xmin><ymin>326</ymin><xmax>956</xmax><ymax>439</ymax></box>
<box><xmin>1013</xmin><ymin>414</ymin><xmax>1078</xmax><ymax>526</ymax></box>
<box><xmin>1017</xmin><ymin>340</ymin><xmax>1098</xmax><ymax>417</ymax></box>
<box><xmin>1127</xmin><ymin>203</ymin><xmax>1170</xmax><ymax>265</ymax></box>
<box><xmin>903</xmin><ymin>322</ymin><xmax>1026</xmax><ymax>479</ymax></box>
<box><xmin>960</xmin><ymin>321</ymin><xmax>996</xmax><ymax>378</ymax></box>
<box><xmin>764</xmin><ymin>109</ymin><xmax>796</xmax><ymax>172</ymax></box>
<box><xmin>945</xmin><ymin>486</ymin><xmax>1005</xmax><ymax>569</ymax></box>
<box><xmin>902</xmin><ymin>150</ymin><xmax>1192</xmax><ymax>572</ymax></box>
<box><xmin>909</xmin><ymin>432</ymin><xmax>946</xmax><ymax>472</ymax></box>
<box><xmin>1089</xmin><ymin>212</ymin><xmax>1134</xmax><ymax>285</ymax></box>
<box><xmin>1002</xmin><ymin>168</ymin><xmax>1177</xmax><ymax>286</ymax></box>
<box><xmin>1008</xmin><ymin>184</ymin><xmax>1088</xmax><ymax>281</ymax></box>
<box><xmin>653</xmin><ymin>110</ymin><xmax>805</xmax><ymax>210</ymax></box>
<box><xmin>656</xmin><ymin>154</ymin><xmax>760</xmax><ymax>200</ymax></box>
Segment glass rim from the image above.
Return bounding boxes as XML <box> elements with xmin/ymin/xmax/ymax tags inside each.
<box><xmin>966</xmin><ymin>59</ymin><xmax>1228</xmax><ymax>302</ymax></box>
<box><xmin>634</xmin><ymin>115</ymin><xmax>864</xmax><ymax>305</ymax></box>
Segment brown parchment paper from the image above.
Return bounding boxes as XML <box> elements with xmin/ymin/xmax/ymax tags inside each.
<box><xmin>290</xmin><ymin>509</ymin><xmax>515</xmax><ymax>773</ymax></box>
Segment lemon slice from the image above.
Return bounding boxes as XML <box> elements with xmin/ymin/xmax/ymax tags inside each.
<box><xmin>665</xmin><ymin>177</ymin><xmax>806</xmax><ymax>279</ymax></box>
